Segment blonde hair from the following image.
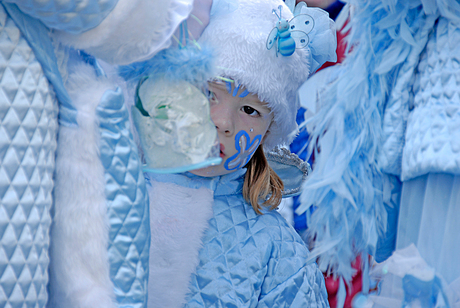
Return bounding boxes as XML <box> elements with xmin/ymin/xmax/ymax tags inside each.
<box><xmin>243</xmin><ymin>146</ymin><xmax>284</xmax><ymax>215</ymax></box>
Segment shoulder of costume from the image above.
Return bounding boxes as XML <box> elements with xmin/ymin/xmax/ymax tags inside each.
<box><xmin>266</xmin><ymin>147</ymin><xmax>311</xmax><ymax>198</ymax></box>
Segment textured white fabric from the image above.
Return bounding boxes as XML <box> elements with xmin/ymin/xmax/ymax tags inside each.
<box><xmin>402</xmin><ymin>17</ymin><xmax>460</xmax><ymax>180</ymax></box>
<box><xmin>367</xmin><ymin>244</ymin><xmax>460</xmax><ymax>307</ymax></box>
<box><xmin>366</xmin><ymin>173</ymin><xmax>460</xmax><ymax>307</ymax></box>
<box><xmin>378</xmin><ymin>12</ymin><xmax>437</xmax><ymax>177</ymax></box>
<box><xmin>49</xmin><ymin>64</ymin><xmax>116</xmax><ymax>308</ymax></box>
<box><xmin>54</xmin><ymin>0</ymin><xmax>194</xmax><ymax>65</ymax></box>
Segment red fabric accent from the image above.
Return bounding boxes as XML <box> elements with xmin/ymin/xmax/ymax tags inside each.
<box><xmin>318</xmin><ymin>18</ymin><xmax>349</xmax><ymax>70</ymax></box>
<box><xmin>324</xmin><ymin>256</ymin><xmax>362</xmax><ymax>308</ymax></box>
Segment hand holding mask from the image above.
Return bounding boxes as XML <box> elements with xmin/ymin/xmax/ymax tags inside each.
<box><xmin>132</xmin><ymin>76</ymin><xmax>221</xmax><ymax>173</ymax></box>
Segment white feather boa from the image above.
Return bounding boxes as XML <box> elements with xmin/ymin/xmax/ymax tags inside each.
<box><xmin>48</xmin><ymin>65</ymin><xmax>116</xmax><ymax>308</ymax></box>
<box><xmin>147</xmin><ymin>179</ymin><xmax>214</xmax><ymax>308</ymax></box>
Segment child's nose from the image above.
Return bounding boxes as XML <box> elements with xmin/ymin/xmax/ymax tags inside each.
<box><xmin>211</xmin><ymin>105</ymin><xmax>234</xmax><ymax>136</ymax></box>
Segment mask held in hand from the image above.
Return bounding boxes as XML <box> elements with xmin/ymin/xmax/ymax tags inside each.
<box><xmin>132</xmin><ymin>76</ymin><xmax>221</xmax><ymax>173</ymax></box>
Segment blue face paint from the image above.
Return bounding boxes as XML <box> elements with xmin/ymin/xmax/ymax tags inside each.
<box><xmin>238</xmin><ymin>89</ymin><xmax>250</xmax><ymax>98</ymax></box>
<box><xmin>225</xmin><ymin>80</ymin><xmax>232</xmax><ymax>94</ymax></box>
<box><xmin>224</xmin><ymin>130</ymin><xmax>262</xmax><ymax>171</ymax></box>
<box><xmin>224</xmin><ymin>80</ymin><xmax>250</xmax><ymax>98</ymax></box>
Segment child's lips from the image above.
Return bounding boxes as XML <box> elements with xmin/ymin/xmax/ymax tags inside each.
<box><xmin>220</xmin><ymin>144</ymin><xmax>225</xmax><ymax>158</ymax></box>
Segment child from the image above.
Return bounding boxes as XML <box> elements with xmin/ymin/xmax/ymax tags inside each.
<box><xmin>136</xmin><ymin>0</ymin><xmax>336</xmax><ymax>306</ymax></box>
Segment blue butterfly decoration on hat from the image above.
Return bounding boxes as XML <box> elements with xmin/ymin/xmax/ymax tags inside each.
<box><xmin>266</xmin><ymin>0</ymin><xmax>315</xmax><ymax>57</ymax></box>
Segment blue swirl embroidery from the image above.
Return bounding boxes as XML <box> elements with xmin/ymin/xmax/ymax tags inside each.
<box><xmin>224</xmin><ymin>130</ymin><xmax>261</xmax><ymax>170</ymax></box>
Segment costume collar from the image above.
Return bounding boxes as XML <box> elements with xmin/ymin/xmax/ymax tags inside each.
<box><xmin>146</xmin><ymin>168</ymin><xmax>246</xmax><ymax>196</ymax></box>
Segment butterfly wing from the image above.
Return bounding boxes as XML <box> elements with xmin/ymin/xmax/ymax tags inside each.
<box><xmin>291</xmin><ymin>30</ymin><xmax>309</xmax><ymax>48</ymax></box>
<box><xmin>266</xmin><ymin>27</ymin><xmax>278</xmax><ymax>50</ymax></box>
<box><xmin>289</xmin><ymin>14</ymin><xmax>314</xmax><ymax>34</ymax></box>
<box><xmin>293</xmin><ymin>1</ymin><xmax>307</xmax><ymax>16</ymax></box>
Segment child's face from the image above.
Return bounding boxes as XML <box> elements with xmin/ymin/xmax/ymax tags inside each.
<box><xmin>191</xmin><ymin>81</ymin><xmax>273</xmax><ymax>177</ymax></box>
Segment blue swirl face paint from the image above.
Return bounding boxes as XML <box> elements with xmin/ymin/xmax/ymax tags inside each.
<box><xmin>224</xmin><ymin>130</ymin><xmax>261</xmax><ymax>170</ymax></box>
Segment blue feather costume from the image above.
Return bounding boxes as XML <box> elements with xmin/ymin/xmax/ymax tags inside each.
<box><xmin>296</xmin><ymin>0</ymin><xmax>460</xmax><ymax>306</ymax></box>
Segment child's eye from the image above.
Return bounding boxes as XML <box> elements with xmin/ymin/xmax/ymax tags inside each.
<box><xmin>206</xmin><ymin>90</ymin><xmax>217</xmax><ymax>101</ymax></box>
<box><xmin>242</xmin><ymin>106</ymin><xmax>260</xmax><ymax>116</ymax></box>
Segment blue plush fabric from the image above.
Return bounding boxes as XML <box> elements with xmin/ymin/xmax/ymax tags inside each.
<box><xmin>2</xmin><ymin>0</ymin><xmax>118</xmax><ymax>34</ymax></box>
<box><xmin>150</xmin><ymin>171</ymin><xmax>329</xmax><ymax>307</ymax></box>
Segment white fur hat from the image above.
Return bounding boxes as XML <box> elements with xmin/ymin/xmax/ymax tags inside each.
<box><xmin>198</xmin><ymin>0</ymin><xmax>314</xmax><ymax>150</ymax></box>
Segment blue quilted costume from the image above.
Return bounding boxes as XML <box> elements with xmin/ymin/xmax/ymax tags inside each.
<box><xmin>147</xmin><ymin>171</ymin><xmax>329</xmax><ymax>307</ymax></box>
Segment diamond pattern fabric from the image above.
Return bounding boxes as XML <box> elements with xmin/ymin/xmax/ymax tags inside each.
<box><xmin>187</xmin><ymin>193</ymin><xmax>329</xmax><ymax>307</ymax></box>
<box><xmin>0</xmin><ymin>6</ymin><xmax>58</xmax><ymax>307</ymax></box>
<box><xmin>97</xmin><ymin>88</ymin><xmax>149</xmax><ymax>307</ymax></box>
<box><xmin>2</xmin><ymin>0</ymin><xmax>119</xmax><ymax>34</ymax></box>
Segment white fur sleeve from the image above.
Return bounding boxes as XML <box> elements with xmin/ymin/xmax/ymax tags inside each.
<box><xmin>53</xmin><ymin>0</ymin><xmax>194</xmax><ymax>65</ymax></box>
<box><xmin>147</xmin><ymin>180</ymin><xmax>214</xmax><ymax>308</ymax></box>
<box><xmin>48</xmin><ymin>64</ymin><xmax>117</xmax><ymax>308</ymax></box>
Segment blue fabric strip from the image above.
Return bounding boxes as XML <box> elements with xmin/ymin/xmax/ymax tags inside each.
<box><xmin>97</xmin><ymin>87</ymin><xmax>150</xmax><ymax>307</ymax></box>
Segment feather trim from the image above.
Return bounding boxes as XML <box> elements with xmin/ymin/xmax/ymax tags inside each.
<box><xmin>296</xmin><ymin>0</ymin><xmax>457</xmax><ymax>284</ymax></box>
<box><xmin>118</xmin><ymin>44</ymin><xmax>215</xmax><ymax>87</ymax></box>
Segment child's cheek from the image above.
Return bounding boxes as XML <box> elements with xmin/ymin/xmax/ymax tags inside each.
<box><xmin>224</xmin><ymin>130</ymin><xmax>262</xmax><ymax>171</ymax></box>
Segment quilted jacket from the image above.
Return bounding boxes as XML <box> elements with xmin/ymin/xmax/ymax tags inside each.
<box><xmin>147</xmin><ymin>170</ymin><xmax>330</xmax><ymax>308</ymax></box>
